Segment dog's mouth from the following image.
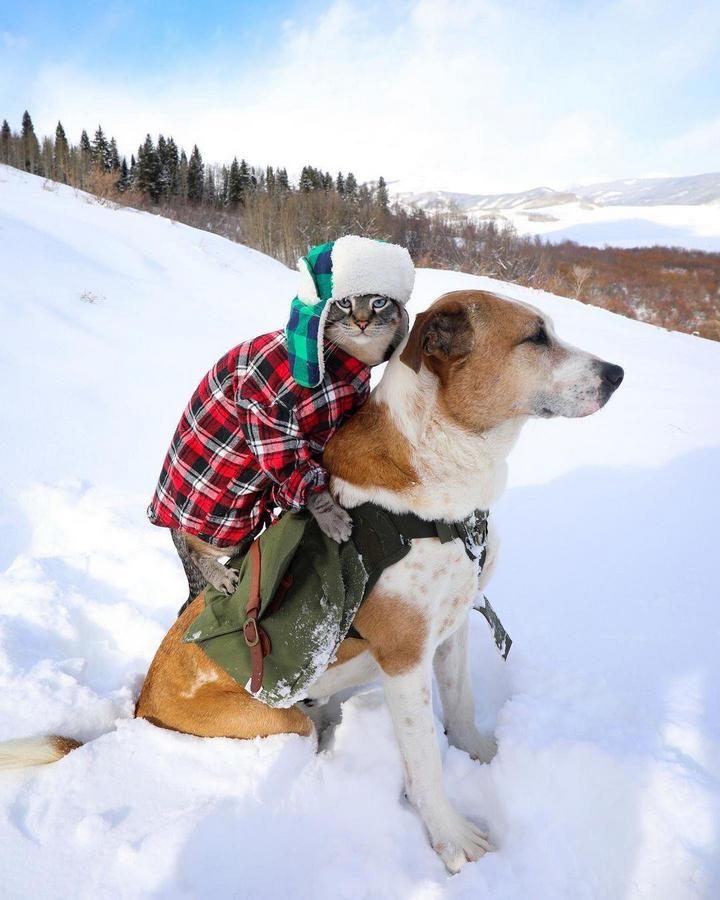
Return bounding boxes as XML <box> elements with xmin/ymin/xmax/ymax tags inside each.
<box><xmin>533</xmin><ymin>359</ymin><xmax>624</xmax><ymax>419</ymax></box>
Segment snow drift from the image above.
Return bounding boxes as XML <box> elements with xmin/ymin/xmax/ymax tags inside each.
<box><xmin>1</xmin><ymin>165</ymin><xmax>719</xmax><ymax>899</ymax></box>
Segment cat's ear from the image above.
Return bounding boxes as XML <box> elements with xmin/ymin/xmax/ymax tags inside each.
<box><xmin>400</xmin><ymin>302</ymin><xmax>474</xmax><ymax>373</ymax></box>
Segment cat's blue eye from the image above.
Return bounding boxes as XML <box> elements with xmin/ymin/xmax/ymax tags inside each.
<box><xmin>372</xmin><ymin>297</ymin><xmax>389</xmax><ymax>310</ymax></box>
<box><xmin>336</xmin><ymin>298</ymin><xmax>352</xmax><ymax>309</ymax></box>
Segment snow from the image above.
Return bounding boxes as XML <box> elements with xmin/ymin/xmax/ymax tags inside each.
<box><xmin>395</xmin><ymin>172</ymin><xmax>720</xmax><ymax>251</ymax></box>
<box><xmin>1</xmin><ymin>164</ymin><xmax>720</xmax><ymax>898</ymax></box>
<box><xmin>507</xmin><ymin>201</ymin><xmax>720</xmax><ymax>251</ymax></box>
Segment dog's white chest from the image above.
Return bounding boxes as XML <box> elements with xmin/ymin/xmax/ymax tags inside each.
<box><xmin>376</xmin><ymin>538</ymin><xmax>477</xmax><ymax>645</ymax></box>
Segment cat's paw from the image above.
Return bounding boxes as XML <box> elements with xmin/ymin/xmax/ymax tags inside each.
<box><xmin>307</xmin><ymin>491</ymin><xmax>353</xmax><ymax>543</ymax></box>
<box><xmin>198</xmin><ymin>559</ymin><xmax>239</xmax><ymax>594</ymax></box>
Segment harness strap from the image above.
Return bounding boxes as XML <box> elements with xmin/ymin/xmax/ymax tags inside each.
<box><xmin>385</xmin><ymin>508</ymin><xmax>488</xmax><ymax>563</ymax></box>
<box><xmin>244</xmin><ymin>539</ymin><xmax>272</xmax><ymax>693</ymax></box>
<box><xmin>345</xmin><ymin>508</ymin><xmax>489</xmax><ymax>642</ymax></box>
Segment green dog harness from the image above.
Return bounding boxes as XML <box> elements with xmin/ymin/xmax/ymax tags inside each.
<box><xmin>184</xmin><ymin>504</ymin><xmax>510</xmax><ymax>707</ymax></box>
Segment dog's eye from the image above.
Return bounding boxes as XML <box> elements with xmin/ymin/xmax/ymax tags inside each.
<box><xmin>336</xmin><ymin>298</ymin><xmax>352</xmax><ymax>310</ymax></box>
<box><xmin>523</xmin><ymin>325</ymin><xmax>549</xmax><ymax>347</ymax></box>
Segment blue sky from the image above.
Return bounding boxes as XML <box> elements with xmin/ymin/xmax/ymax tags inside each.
<box><xmin>1</xmin><ymin>0</ymin><xmax>719</xmax><ymax>192</ymax></box>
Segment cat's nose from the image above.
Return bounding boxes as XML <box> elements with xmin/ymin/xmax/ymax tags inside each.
<box><xmin>355</xmin><ymin>320</ymin><xmax>369</xmax><ymax>331</ymax></box>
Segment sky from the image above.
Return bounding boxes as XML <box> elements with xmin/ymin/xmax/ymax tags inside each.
<box><xmin>1</xmin><ymin>0</ymin><xmax>719</xmax><ymax>193</ymax></box>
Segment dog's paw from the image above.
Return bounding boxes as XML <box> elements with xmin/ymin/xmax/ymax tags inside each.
<box><xmin>427</xmin><ymin>807</ymin><xmax>494</xmax><ymax>873</ymax></box>
<box><xmin>448</xmin><ymin>728</ymin><xmax>498</xmax><ymax>764</ymax></box>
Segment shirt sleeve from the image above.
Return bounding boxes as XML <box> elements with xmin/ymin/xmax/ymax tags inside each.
<box><xmin>240</xmin><ymin>400</ymin><xmax>329</xmax><ymax>511</ymax></box>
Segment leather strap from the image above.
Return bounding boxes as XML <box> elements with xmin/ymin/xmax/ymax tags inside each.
<box><xmin>244</xmin><ymin>539</ymin><xmax>271</xmax><ymax>693</ymax></box>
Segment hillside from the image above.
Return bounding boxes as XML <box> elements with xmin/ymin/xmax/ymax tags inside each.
<box><xmin>396</xmin><ymin>172</ymin><xmax>720</xmax><ymax>251</ymax></box>
<box><xmin>1</xmin><ymin>165</ymin><xmax>719</xmax><ymax>899</ymax></box>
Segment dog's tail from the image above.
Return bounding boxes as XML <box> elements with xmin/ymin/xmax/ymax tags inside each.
<box><xmin>0</xmin><ymin>735</ymin><xmax>82</xmax><ymax>770</ymax></box>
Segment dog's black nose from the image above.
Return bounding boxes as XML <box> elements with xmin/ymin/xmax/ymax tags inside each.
<box><xmin>600</xmin><ymin>363</ymin><xmax>624</xmax><ymax>388</ymax></box>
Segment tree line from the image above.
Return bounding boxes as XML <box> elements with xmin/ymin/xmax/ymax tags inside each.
<box><xmin>2</xmin><ymin>110</ymin><xmax>718</xmax><ymax>341</ymax></box>
<box><xmin>0</xmin><ymin>111</ymin><xmax>389</xmax><ymax>214</ymax></box>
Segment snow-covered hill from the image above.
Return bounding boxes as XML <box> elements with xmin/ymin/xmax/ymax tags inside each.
<box><xmin>1</xmin><ymin>164</ymin><xmax>719</xmax><ymax>899</ymax></box>
<box><xmin>395</xmin><ymin>172</ymin><xmax>720</xmax><ymax>251</ymax></box>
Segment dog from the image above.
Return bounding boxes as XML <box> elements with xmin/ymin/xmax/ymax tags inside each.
<box><xmin>0</xmin><ymin>290</ymin><xmax>623</xmax><ymax>873</ymax></box>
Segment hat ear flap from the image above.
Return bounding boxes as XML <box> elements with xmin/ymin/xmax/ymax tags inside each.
<box><xmin>297</xmin><ymin>257</ymin><xmax>321</xmax><ymax>305</ymax></box>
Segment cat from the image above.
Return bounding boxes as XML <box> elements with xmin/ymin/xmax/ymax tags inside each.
<box><xmin>324</xmin><ymin>293</ymin><xmax>408</xmax><ymax>367</ymax></box>
<box><xmin>168</xmin><ymin>294</ymin><xmax>408</xmax><ymax>608</ymax></box>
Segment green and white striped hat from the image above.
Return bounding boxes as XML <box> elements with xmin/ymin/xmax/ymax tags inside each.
<box><xmin>286</xmin><ymin>235</ymin><xmax>415</xmax><ymax>388</ymax></box>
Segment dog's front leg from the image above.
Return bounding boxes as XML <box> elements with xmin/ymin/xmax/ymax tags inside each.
<box><xmin>434</xmin><ymin>617</ymin><xmax>497</xmax><ymax>763</ymax></box>
<box><xmin>382</xmin><ymin>662</ymin><xmax>493</xmax><ymax>873</ymax></box>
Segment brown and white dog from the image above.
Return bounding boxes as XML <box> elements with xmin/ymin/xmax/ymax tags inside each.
<box><xmin>0</xmin><ymin>290</ymin><xmax>623</xmax><ymax>873</ymax></box>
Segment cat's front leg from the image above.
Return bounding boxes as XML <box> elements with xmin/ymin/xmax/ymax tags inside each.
<box><xmin>306</xmin><ymin>489</ymin><xmax>353</xmax><ymax>542</ymax></box>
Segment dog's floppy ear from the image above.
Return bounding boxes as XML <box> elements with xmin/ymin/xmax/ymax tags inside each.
<box><xmin>400</xmin><ymin>302</ymin><xmax>474</xmax><ymax>374</ymax></box>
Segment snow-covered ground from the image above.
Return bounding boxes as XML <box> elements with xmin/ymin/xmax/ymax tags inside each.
<box><xmin>1</xmin><ymin>164</ymin><xmax>719</xmax><ymax>899</ymax></box>
<box><xmin>395</xmin><ymin>173</ymin><xmax>720</xmax><ymax>251</ymax></box>
<box><xmin>506</xmin><ymin>201</ymin><xmax>720</xmax><ymax>252</ymax></box>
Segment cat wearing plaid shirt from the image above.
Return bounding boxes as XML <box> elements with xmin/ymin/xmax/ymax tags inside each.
<box><xmin>148</xmin><ymin>236</ymin><xmax>415</xmax><ymax>608</ymax></box>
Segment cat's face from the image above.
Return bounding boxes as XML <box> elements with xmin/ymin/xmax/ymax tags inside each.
<box><xmin>325</xmin><ymin>294</ymin><xmax>407</xmax><ymax>366</ymax></box>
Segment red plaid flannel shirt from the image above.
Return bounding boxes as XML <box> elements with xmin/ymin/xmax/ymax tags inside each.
<box><xmin>148</xmin><ymin>330</ymin><xmax>370</xmax><ymax>547</ymax></box>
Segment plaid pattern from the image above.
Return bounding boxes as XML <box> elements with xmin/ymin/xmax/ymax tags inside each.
<box><xmin>287</xmin><ymin>241</ymin><xmax>335</xmax><ymax>388</ymax></box>
<box><xmin>148</xmin><ymin>330</ymin><xmax>370</xmax><ymax>547</ymax></box>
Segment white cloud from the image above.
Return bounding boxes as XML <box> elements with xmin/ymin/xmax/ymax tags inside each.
<box><xmin>2</xmin><ymin>31</ymin><xmax>28</xmax><ymax>50</ymax></box>
<box><xmin>6</xmin><ymin>0</ymin><xmax>720</xmax><ymax>192</ymax></box>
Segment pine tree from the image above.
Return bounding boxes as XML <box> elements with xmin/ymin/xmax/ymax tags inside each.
<box><xmin>78</xmin><ymin>128</ymin><xmax>91</xmax><ymax>175</ymax></box>
<box><xmin>1</xmin><ymin>119</ymin><xmax>11</xmax><ymax>165</ymax></box>
<box><xmin>227</xmin><ymin>157</ymin><xmax>242</xmax><ymax>204</ymax></box>
<box><xmin>299</xmin><ymin>166</ymin><xmax>314</xmax><ymax>193</ymax></box>
<box><xmin>108</xmin><ymin>137</ymin><xmax>121</xmax><ymax>171</ymax></box>
<box><xmin>21</xmin><ymin>110</ymin><xmax>40</xmax><ymax>174</ymax></box>
<box><xmin>177</xmin><ymin>149</ymin><xmax>189</xmax><ymax>201</ymax></box>
<box><xmin>118</xmin><ymin>157</ymin><xmax>129</xmax><ymax>191</ymax></box>
<box><xmin>265</xmin><ymin>165</ymin><xmax>276</xmax><ymax>194</ymax></box>
<box><xmin>375</xmin><ymin>175</ymin><xmax>389</xmax><ymax>211</ymax></box>
<box><xmin>336</xmin><ymin>172</ymin><xmax>345</xmax><ymax>195</ymax></box>
<box><xmin>322</xmin><ymin>171</ymin><xmax>334</xmax><ymax>191</ymax></box>
<box><xmin>165</xmin><ymin>137</ymin><xmax>179</xmax><ymax>196</ymax></box>
<box><xmin>53</xmin><ymin>121</ymin><xmax>70</xmax><ymax>182</ymax></box>
<box><xmin>92</xmin><ymin>126</ymin><xmax>110</xmax><ymax>171</ymax></box>
<box><xmin>187</xmin><ymin>145</ymin><xmax>204</xmax><ymax>202</ymax></box>
<box><xmin>238</xmin><ymin>158</ymin><xmax>252</xmax><ymax>200</ymax></box>
<box><xmin>344</xmin><ymin>172</ymin><xmax>358</xmax><ymax>201</ymax></box>
<box><xmin>205</xmin><ymin>167</ymin><xmax>216</xmax><ymax>206</ymax></box>
<box><xmin>358</xmin><ymin>183</ymin><xmax>371</xmax><ymax>204</ymax></box>
<box><xmin>136</xmin><ymin>134</ymin><xmax>161</xmax><ymax>201</ymax></box>
<box><xmin>157</xmin><ymin>135</ymin><xmax>172</xmax><ymax>199</ymax></box>
<box><xmin>277</xmin><ymin>168</ymin><xmax>290</xmax><ymax>192</ymax></box>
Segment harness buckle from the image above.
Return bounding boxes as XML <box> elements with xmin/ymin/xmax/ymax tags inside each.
<box><xmin>243</xmin><ymin>617</ymin><xmax>260</xmax><ymax>648</ymax></box>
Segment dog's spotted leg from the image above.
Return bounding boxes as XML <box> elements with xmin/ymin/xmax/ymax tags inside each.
<box><xmin>434</xmin><ymin>618</ymin><xmax>497</xmax><ymax>763</ymax></box>
<box><xmin>381</xmin><ymin>661</ymin><xmax>493</xmax><ymax>873</ymax></box>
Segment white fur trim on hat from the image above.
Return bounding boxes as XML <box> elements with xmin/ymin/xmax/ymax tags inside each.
<box><xmin>330</xmin><ymin>236</ymin><xmax>415</xmax><ymax>304</ymax></box>
<box><xmin>297</xmin><ymin>256</ymin><xmax>321</xmax><ymax>305</ymax></box>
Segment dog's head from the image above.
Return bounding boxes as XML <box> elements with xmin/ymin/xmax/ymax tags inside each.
<box><xmin>400</xmin><ymin>290</ymin><xmax>623</xmax><ymax>432</ymax></box>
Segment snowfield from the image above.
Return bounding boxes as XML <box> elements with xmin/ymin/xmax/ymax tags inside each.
<box><xmin>1</xmin><ymin>164</ymin><xmax>719</xmax><ymax>899</ymax></box>
<box><xmin>395</xmin><ymin>173</ymin><xmax>720</xmax><ymax>251</ymax></box>
<box><xmin>505</xmin><ymin>201</ymin><xmax>720</xmax><ymax>252</ymax></box>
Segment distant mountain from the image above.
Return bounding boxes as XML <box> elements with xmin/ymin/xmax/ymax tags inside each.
<box><xmin>393</xmin><ymin>172</ymin><xmax>720</xmax><ymax>252</ymax></box>
<box><xmin>395</xmin><ymin>172</ymin><xmax>720</xmax><ymax>215</ymax></box>
<box><xmin>572</xmin><ymin>173</ymin><xmax>720</xmax><ymax>206</ymax></box>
